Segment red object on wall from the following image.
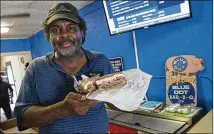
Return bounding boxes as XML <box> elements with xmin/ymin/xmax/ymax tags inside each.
<box><xmin>108</xmin><ymin>123</ymin><xmax>138</xmax><ymax>133</ymax></box>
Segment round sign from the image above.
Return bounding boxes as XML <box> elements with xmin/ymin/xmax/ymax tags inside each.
<box><xmin>172</xmin><ymin>57</ymin><xmax>188</xmax><ymax>72</ymax></box>
<box><xmin>167</xmin><ymin>82</ymin><xmax>195</xmax><ymax>105</ymax></box>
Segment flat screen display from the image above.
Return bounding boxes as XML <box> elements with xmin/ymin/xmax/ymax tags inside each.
<box><xmin>103</xmin><ymin>0</ymin><xmax>191</xmax><ymax>35</ymax></box>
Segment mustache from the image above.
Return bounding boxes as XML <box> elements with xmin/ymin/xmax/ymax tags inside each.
<box><xmin>56</xmin><ymin>39</ymin><xmax>76</xmax><ymax>45</ymax></box>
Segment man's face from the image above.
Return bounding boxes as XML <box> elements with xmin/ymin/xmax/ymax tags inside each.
<box><xmin>48</xmin><ymin>19</ymin><xmax>83</xmax><ymax>58</ymax></box>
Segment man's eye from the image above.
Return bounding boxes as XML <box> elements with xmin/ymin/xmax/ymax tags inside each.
<box><xmin>68</xmin><ymin>27</ymin><xmax>76</xmax><ymax>32</ymax></box>
<box><xmin>51</xmin><ymin>28</ymin><xmax>59</xmax><ymax>33</ymax></box>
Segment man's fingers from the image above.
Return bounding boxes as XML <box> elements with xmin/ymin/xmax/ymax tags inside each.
<box><xmin>70</xmin><ymin>100</ymin><xmax>99</xmax><ymax>109</ymax></box>
<box><xmin>87</xmin><ymin>100</ymin><xmax>100</xmax><ymax>107</ymax></box>
<box><xmin>75</xmin><ymin>106</ymin><xmax>90</xmax><ymax>115</ymax></box>
<box><xmin>67</xmin><ymin>92</ymin><xmax>86</xmax><ymax>100</ymax></box>
<box><xmin>64</xmin><ymin>93</ymin><xmax>101</xmax><ymax>116</ymax></box>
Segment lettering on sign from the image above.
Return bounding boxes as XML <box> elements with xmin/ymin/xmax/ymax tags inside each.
<box><xmin>166</xmin><ymin>74</ymin><xmax>197</xmax><ymax>106</ymax></box>
<box><xmin>109</xmin><ymin>57</ymin><xmax>124</xmax><ymax>72</ymax></box>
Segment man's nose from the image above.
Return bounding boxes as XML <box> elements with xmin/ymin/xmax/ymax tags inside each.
<box><xmin>59</xmin><ymin>30</ymin><xmax>70</xmax><ymax>39</ymax></box>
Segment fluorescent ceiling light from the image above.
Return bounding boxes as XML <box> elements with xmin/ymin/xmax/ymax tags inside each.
<box><xmin>1</xmin><ymin>21</ymin><xmax>14</xmax><ymax>27</ymax></box>
<box><xmin>1</xmin><ymin>27</ymin><xmax>9</xmax><ymax>33</ymax></box>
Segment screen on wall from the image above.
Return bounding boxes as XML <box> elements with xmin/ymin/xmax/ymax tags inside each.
<box><xmin>103</xmin><ymin>0</ymin><xmax>191</xmax><ymax>35</ymax></box>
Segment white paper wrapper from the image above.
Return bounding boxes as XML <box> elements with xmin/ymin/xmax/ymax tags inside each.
<box><xmin>87</xmin><ymin>69</ymin><xmax>152</xmax><ymax>111</ymax></box>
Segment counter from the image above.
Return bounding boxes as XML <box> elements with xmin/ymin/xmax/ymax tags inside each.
<box><xmin>106</xmin><ymin>107</ymin><xmax>203</xmax><ymax>133</ymax></box>
<box><xmin>0</xmin><ymin>108</ymin><xmax>205</xmax><ymax>133</ymax></box>
<box><xmin>0</xmin><ymin>118</ymin><xmax>38</xmax><ymax>133</ymax></box>
<box><xmin>187</xmin><ymin>110</ymin><xmax>212</xmax><ymax>133</ymax></box>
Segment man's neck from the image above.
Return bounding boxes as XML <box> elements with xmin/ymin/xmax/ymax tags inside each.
<box><xmin>54</xmin><ymin>49</ymin><xmax>86</xmax><ymax>70</ymax></box>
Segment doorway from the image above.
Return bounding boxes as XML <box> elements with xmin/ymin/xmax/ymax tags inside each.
<box><xmin>0</xmin><ymin>51</ymin><xmax>32</xmax><ymax>121</ymax></box>
<box><xmin>5</xmin><ymin>61</ymin><xmax>16</xmax><ymax>104</ymax></box>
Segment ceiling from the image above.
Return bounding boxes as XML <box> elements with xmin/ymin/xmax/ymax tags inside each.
<box><xmin>1</xmin><ymin>1</ymin><xmax>93</xmax><ymax>39</ymax></box>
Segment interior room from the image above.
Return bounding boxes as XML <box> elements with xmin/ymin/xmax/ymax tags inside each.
<box><xmin>0</xmin><ymin>1</ymin><xmax>213</xmax><ymax>133</ymax></box>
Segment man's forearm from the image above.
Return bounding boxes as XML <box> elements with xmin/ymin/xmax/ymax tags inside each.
<box><xmin>21</xmin><ymin>101</ymin><xmax>71</xmax><ymax>128</ymax></box>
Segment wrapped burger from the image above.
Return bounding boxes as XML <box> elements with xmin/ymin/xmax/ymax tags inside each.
<box><xmin>75</xmin><ymin>69</ymin><xmax>152</xmax><ymax>111</ymax></box>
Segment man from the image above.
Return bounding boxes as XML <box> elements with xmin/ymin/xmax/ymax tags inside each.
<box><xmin>24</xmin><ymin>62</ymin><xmax>29</xmax><ymax>70</ymax></box>
<box><xmin>14</xmin><ymin>3</ymin><xmax>114</xmax><ymax>133</ymax></box>
<box><xmin>0</xmin><ymin>76</ymin><xmax>13</xmax><ymax>119</ymax></box>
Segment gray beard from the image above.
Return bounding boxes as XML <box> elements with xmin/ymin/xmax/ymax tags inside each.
<box><xmin>55</xmin><ymin>41</ymin><xmax>81</xmax><ymax>59</ymax></box>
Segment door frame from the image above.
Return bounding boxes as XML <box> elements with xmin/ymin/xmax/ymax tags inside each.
<box><xmin>1</xmin><ymin>51</ymin><xmax>32</xmax><ymax>59</ymax></box>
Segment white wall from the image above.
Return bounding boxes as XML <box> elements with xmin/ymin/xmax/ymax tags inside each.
<box><xmin>1</xmin><ymin>51</ymin><xmax>32</xmax><ymax>72</ymax></box>
<box><xmin>17</xmin><ymin>54</ymin><xmax>31</xmax><ymax>78</ymax></box>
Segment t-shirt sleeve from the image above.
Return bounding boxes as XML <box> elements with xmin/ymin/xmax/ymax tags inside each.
<box><xmin>14</xmin><ymin>64</ymin><xmax>40</xmax><ymax>131</ymax></box>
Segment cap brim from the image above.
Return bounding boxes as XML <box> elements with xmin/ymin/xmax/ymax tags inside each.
<box><xmin>47</xmin><ymin>13</ymin><xmax>80</xmax><ymax>25</ymax></box>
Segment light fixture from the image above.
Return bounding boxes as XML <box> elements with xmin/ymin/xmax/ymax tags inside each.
<box><xmin>1</xmin><ymin>27</ymin><xmax>9</xmax><ymax>33</ymax></box>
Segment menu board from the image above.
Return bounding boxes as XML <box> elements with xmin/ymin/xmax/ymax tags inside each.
<box><xmin>103</xmin><ymin>0</ymin><xmax>191</xmax><ymax>35</ymax></box>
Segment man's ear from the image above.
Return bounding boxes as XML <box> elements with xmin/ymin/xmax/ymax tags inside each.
<box><xmin>80</xmin><ymin>30</ymin><xmax>85</xmax><ymax>38</ymax></box>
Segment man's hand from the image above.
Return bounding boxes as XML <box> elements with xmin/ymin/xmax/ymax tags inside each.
<box><xmin>20</xmin><ymin>92</ymin><xmax>100</xmax><ymax>128</ymax></box>
<box><xmin>62</xmin><ymin>92</ymin><xmax>100</xmax><ymax>115</ymax></box>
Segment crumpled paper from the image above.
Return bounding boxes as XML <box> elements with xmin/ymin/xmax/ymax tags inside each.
<box><xmin>86</xmin><ymin>69</ymin><xmax>152</xmax><ymax>111</ymax></box>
